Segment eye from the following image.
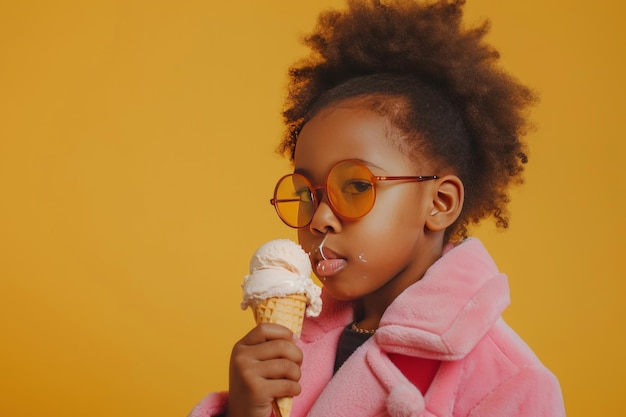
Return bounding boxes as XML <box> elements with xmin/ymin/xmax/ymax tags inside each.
<box><xmin>342</xmin><ymin>179</ymin><xmax>373</xmax><ymax>194</ymax></box>
<box><xmin>295</xmin><ymin>187</ymin><xmax>314</xmax><ymax>203</ymax></box>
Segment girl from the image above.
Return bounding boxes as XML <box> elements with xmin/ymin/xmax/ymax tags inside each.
<box><xmin>190</xmin><ymin>1</ymin><xmax>565</xmax><ymax>416</ymax></box>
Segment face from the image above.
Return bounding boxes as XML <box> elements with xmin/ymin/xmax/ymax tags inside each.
<box><xmin>294</xmin><ymin>99</ymin><xmax>443</xmax><ymax>308</ymax></box>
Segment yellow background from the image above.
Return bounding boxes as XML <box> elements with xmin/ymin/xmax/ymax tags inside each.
<box><xmin>1</xmin><ymin>1</ymin><xmax>624</xmax><ymax>415</ymax></box>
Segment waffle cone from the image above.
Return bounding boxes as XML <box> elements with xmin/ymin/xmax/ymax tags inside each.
<box><xmin>254</xmin><ymin>294</ymin><xmax>307</xmax><ymax>417</ymax></box>
<box><xmin>253</xmin><ymin>294</ymin><xmax>307</xmax><ymax>336</ymax></box>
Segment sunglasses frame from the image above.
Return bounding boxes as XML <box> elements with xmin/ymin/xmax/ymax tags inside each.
<box><xmin>270</xmin><ymin>159</ymin><xmax>438</xmax><ymax>228</ymax></box>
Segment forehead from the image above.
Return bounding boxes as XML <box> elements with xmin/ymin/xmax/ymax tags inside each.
<box><xmin>294</xmin><ymin>100</ymin><xmax>416</xmax><ymax>178</ymax></box>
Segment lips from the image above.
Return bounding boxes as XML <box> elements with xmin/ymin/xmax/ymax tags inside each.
<box><xmin>313</xmin><ymin>246</ymin><xmax>347</xmax><ymax>277</ymax></box>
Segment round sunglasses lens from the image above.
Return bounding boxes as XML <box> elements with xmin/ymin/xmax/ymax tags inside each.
<box><xmin>327</xmin><ymin>161</ymin><xmax>375</xmax><ymax>219</ymax></box>
<box><xmin>274</xmin><ymin>174</ymin><xmax>314</xmax><ymax>227</ymax></box>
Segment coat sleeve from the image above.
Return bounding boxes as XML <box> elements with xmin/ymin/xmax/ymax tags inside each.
<box><xmin>186</xmin><ymin>391</ymin><xmax>229</xmax><ymax>417</ymax></box>
<box><xmin>468</xmin><ymin>365</ymin><xmax>565</xmax><ymax>417</ymax></box>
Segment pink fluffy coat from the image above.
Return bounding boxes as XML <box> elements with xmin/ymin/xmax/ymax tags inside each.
<box><xmin>188</xmin><ymin>238</ymin><xmax>565</xmax><ymax>417</ymax></box>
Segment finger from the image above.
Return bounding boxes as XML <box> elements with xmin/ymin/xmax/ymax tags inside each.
<box><xmin>231</xmin><ymin>341</ymin><xmax>303</xmax><ymax>382</ymax></box>
<box><xmin>241</xmin><ymin>323</ymin><xmax>295</xmax><ymax>345</ymax></box>
<box><xmin>253</xmin><ymin>357</ymin><xmax>302</xmax><ymax>382</ymax></box>
<box><xmin>229</xmin><ymin>359</ymin><xmax>302</xmax><ymax>410</ymax></box>
<box><xmin>262</xmin><ymin>377</ymin><xmax>302</xmax><ymax>399</ymax></box>
<box><xmin>242</xmin><ymin>338</ymin><xmax>303</xmax><ymax>363</ymax></box>
<box><xmin>231</xmin><ymin>378</ymin><xmax>301</xmax><ymax>412</ymax></box>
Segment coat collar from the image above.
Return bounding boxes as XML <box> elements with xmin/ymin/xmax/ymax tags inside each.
<box><xmin>375</xmin><ymin>238</ymin><xmax>510</xmax><ymax>360</ymax></box>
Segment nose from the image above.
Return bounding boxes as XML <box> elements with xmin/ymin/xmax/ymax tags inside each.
<box><xmin>308</xmin><ymin>198</ymin><xmax>342</xmax><ymax>235</ymax></box>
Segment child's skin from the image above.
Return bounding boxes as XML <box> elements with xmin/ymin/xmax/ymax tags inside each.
<box><xmin>226</xmin><ymin>96</ymin><xmax>464</xmax><ymax>417</ymax></box>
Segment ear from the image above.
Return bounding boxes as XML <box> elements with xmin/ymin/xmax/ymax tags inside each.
<box><xmin>425</xmin><ymin>175</ymin><xmax>464</xmax><ymax>232</ymax></box>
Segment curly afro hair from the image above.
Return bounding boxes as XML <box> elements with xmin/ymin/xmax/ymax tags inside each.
<box><xmin>278</xmin><ymin>0</ymin><xmax>537</xmax><ymax>241</ymax></box>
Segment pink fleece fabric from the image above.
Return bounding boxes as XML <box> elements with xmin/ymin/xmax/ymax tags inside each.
<box><xmin>188</xmin><ymin>238</ymin><xmax>565</xmax><ymax>417</ymax></box>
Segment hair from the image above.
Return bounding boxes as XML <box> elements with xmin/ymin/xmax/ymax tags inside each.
<box><xmin>278</xmin><ymin>0</ymin><xmax>537</xmax><ymax>241</ymax></box>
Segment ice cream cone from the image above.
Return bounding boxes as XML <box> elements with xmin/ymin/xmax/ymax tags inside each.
<box><xmin>254</xmin><ymin>294</ymin><xmax>307</xmax><ymax>417</ymax></box>
<box><xmin>242</xmin><ymin>239</ymin><xmax>322</xmax><ymax>417</ymax></box>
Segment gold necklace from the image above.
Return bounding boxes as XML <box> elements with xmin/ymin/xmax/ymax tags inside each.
<box><xmin>351</xmin><ymin>321</ymin><xmax>376</xmax><ymax>335</ymax></box>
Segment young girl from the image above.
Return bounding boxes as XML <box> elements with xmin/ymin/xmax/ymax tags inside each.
<box><xmin>190</xmin><ymin>1</ymin><xmax>565</xmax><ymax>416</ymax></box>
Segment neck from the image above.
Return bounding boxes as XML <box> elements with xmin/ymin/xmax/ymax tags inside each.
<box><xmin>355</xmin><ymin>235</ymin><xmax>444</xmax><ymax>331</ymax></box>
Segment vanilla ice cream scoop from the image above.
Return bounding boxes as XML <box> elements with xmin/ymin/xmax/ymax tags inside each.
<box><xmin>241</xmin><ymin>239</ymin><xmax>322</xmax><ymax>317</ymax></box>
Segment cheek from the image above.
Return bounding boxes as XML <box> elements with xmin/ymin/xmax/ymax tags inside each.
<box><xmin>370</xmin><ymin>188</ymin><xmax>427</xmax><ymax>232</ymax></box>
<box><xmin>346</xmin><ymin>218</ymin><xmax>417</xmax><ymax>268</ymax></box>
<box><xmin>349</xmin><ymin>197</ymin><xmax>426</xmax><ymax>265</ymax></box>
